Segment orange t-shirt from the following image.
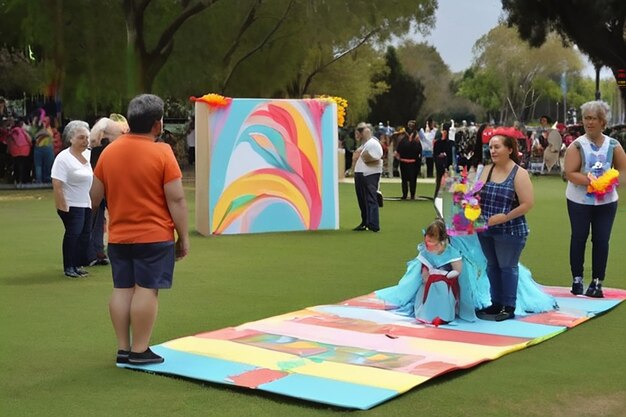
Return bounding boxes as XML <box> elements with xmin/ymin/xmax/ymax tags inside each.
<box><xmin>94</xmin><ymin>134</ymin><xmax>182</xmax><ymax>243</ymax></box>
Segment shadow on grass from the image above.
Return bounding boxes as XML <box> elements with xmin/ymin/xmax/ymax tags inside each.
<box><xmin>3</xmin><ymin>270</ymin><xmax>83</xmax><ymax>286</ymax></box>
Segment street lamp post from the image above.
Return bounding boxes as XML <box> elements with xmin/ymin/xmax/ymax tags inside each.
<box><xmin>556</xmin><ymin>102</ymin><xmax>559</xmax><ymax>122</ymax></box>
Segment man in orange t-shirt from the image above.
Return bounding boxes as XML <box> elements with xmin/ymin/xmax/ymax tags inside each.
<box><xmin>91</xmin><ymin>94</ymin><xmax>189</xmax><ymax>366</ymax></box>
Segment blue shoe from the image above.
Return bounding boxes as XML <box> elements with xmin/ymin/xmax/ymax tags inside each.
<box><xmin>64</xmin><ymin>268</ymin><xmax>81</xmax><ymax>278</ymax></box>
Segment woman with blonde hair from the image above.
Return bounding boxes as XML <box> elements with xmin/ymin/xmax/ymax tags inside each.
<box><xmin>87</xmin><ymin>115</ymin><xmax>129</xmax><ymax>266</ymax></box>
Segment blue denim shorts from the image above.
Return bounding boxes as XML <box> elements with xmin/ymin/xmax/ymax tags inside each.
<box><xmin>108</xmin><ymin>241</ymin><xmax>175</xmax><ymax>289</ymax></box>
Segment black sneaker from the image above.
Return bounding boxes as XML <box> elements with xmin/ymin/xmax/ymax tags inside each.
<box><xmin>571</xmin><ymin>281</ymin><xmax>584</xmax><ymax>295</ymax></box>
<box><xmin>116</xmin><ymin>349</ymin><xmax>130</xmax><ymax>364</ymax></box>
<box><xmin>495</xmin><ymin>306</ymin><xmax>516</xmax><ymax>322</ymax></box>
<box><xmin>353</xmin><ymin>224</ymin><xmax>368</xmax><ymax>231</ymax></box>
<box><xmin>128</xmin><ymin>348</ymin><xmax>164</xmax><ymax>365</ymax></box>
<box><xmin>96</xmin><ymin>257</ymin><xmax>110</xmax><ymax>266</ymax></box>
<box><xmin>585</xmin><ymin>279</ymin><xmax>604</xmax><ymax>298</ymax></box>
<box><xmin>477</xmin><ymin>303</ymin><xmax>502</xmax><ymax>315</ymax></box>
<box><xmin>64</xmin><ymin>268</ymin><xmax>81</xmax><ymax>278</ymax></box>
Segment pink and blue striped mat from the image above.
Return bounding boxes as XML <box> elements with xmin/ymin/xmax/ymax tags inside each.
<box><xmin>119</xmin><ymin>286</ymin><xmax>626</xmax><ymax>409</ymax></box>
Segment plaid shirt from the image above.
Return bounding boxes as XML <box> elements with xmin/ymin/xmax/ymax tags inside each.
<box><xmin>480</xmin><ymin>165</ymin><xmax>529</xmax><ymax>236</ymax></box>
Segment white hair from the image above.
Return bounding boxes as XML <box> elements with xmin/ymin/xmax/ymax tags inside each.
<box><xmin>62</xmin><ymin>120</ymin><xmax>90</xmax><ymax>145</ymax></box>
<box><xmin>581</xmin><ymin>100</ymin><xmax>611</xmax><ymax>126</ymax></box>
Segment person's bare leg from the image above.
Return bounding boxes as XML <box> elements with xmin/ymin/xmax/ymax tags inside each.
<box><xmin>129</xmin><ymin>286</ymin><xmax>159</xmax><ymax>353</ymax></box>
<box><xmin>109</xmin><ymin>288</ymin><xmax>135</xmax><ymax>351</ymax></box>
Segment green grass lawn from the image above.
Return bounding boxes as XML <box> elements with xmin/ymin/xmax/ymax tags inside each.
<box><xmin>1</xmin><ymin>176</ymin><xmax>625</xmax><ymax>417</ymax></box>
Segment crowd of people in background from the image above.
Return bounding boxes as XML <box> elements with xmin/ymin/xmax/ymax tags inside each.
<box><xmin>0</xmin><ymin>97</ymin><xmax>65</xmax><ymax>187</ymax></box>
<box><xmin>340</xmin><ymin>114</ymin><xmax>626</xmax><ymax>187</ymax></box>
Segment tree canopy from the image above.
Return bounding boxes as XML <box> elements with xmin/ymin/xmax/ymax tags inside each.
<box><xmin>368</xmin><ymin>46</ymin><xmax>424</xmax><ymax>127</ymax></box>
<box><xmin>502</xmin><ymin>0</ymin><xmax>626</xmax><ymax>114</ymax></box>
<box><xmin>0</xmin><ymin>0</ymin><xmax>438</xmax><ymax>120</ymax></box>
<box><xmin>458</xmin><ymin>25</ymin><xmax>583</xmax><ymax>124</ymax></box>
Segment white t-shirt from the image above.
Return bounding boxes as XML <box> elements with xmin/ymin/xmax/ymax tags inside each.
<box><xmin>186</xmin><ymin>129</ymin><xmax>195</xmax><ymax>147</ymax></box>
<box><xmin>419</xmin><ymin>128</ymin><xmax>434</xmax><ymax>152</ymax></box>
<box><xmin>51</xmin><ymin>148</ymin><xmax>93</xmax><ymax>208</ymax></box>
<box><xmin>354</xmin><ymin>138</ymin><xmax>383</xmax><ymax>176</ymax></box>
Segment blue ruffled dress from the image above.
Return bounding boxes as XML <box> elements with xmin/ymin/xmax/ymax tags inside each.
<box><xmin>375</xmin><ymin>234</ymin><xmax>557</xmax><ymax>322</ymax></box>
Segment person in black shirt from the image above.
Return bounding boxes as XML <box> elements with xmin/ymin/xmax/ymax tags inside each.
<box><xmin>394</xmin><ymin>129</ymin><xmax>422</xmax><ymax>199</ymax></box>
<box><xmin>433</xmin><ymin>122</ymin><xmax>453</xmax><ymax>198</ymax></box>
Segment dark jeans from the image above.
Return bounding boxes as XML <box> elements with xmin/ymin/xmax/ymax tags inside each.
<box><xmin>88</xmin><ymin>201</ymin><xmax>107</xmax><ymax>261</ymax></box>
<box><xmin>57</xmin><ymin>207</ymin><xmax>92</xmax><ymax>270</ymax></box>
<box><xmin>424</xmin><ymin>157</ymin><xmax>434</xmax><ymax>178</ymax></box>
<box><xmin>400</xmin><ymin>161</ymin><xmax>418</xmax><ymax>199</ymax></box>
<box><xmin>434</xmin><ymin>165</ymin><xmax>447</xmax><ymax>198</ymax></box>
<box><xmin>34</xmin><ymin>146</ymin><xmax>54</xmax><ymax>183</ymax></box>
<box><xmin>344</xmin><ymin>150</ymin><xmax>353</xmax><ymax>172</ymax></box>
<box><xmin>12</xmin><ymin>156</ymin><xmax>31</xmax><ymax>184</ymax></box>
<box><xmin>478</xmin><ymin>232</ymin><xmax>527</xmax><ymax>307</ymax></box>
<box><xmin>567</xmin><ymin>199</ymin><xmax>617</xmax><ymax>280</ymax></box>
<box><xmin>187</xmin><ymin>146</ymin><xmax>195</xmax><ymax>166</ymax></box>
<box><xmin>354</xmin><ymin>172</ymin><xmax>381</xmax><ymax>231</ymax></box>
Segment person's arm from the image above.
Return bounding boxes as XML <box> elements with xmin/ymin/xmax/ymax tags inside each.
<box><xmin>164</xmin><ymin>178</ymin><xmax>189</xmax><ymax>260</ymax></box>
<box><xmin>450</xmin><ymin>259</ymin><xmax>463</xmax><ymax>277</ymax></box>
<box><xmin>488</xmin><ymin>167</ymin><xmax>534</xmax><ymax>226</ymax></box>
<box><xmin>612</xmin><ymin>142</ymin><xmax>626</xmax><ymax>186</ymax></box>
<box><xmin>563</xmin><ymin>142</ymin><xmax>589</xmax><ymax>186</ymax></box>
<box><xmin>90</xmin><ymin>176</ymin><xmax>105</xmax><ymax>209</ymax></box>
<box><xmin>52</xmin><ymin>179</ymin><xmax>68</xmax><ymax>212</ymax></box>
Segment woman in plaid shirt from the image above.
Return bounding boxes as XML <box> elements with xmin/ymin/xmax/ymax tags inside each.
<box><xmin>475</xmin><ymin>127</ymin><xmax>534</xmax><ymax>321</ymax></box>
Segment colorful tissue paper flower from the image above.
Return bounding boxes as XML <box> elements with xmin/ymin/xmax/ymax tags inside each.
<box><xmin>190</xmin><ymin>93</ymin><xmax>233</xmax><ymax>109</ymax></box>
<box><xmin>318</xmin><ymin>95</ymin><xmax>348</xmax><ymax>127</ymax></box>
<box><xmin>587</xmin><ymin>168</ymin><xmax>619</xmax><ymax>201</ymax></box>
<box><xmin>442</xmin><ymin>166</ymin><xmax>487</xmax><ymax>235</ymax></box>
<box><xmin>464</xmin><ymin>205</ymin><xmax>481</xmax><ymax>222</ymax></box>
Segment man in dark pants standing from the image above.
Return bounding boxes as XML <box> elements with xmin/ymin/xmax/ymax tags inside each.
<box><xmin>353</xmin><ymin>126</ymin><xmax>383</xmax><ymax>232</ymax></box>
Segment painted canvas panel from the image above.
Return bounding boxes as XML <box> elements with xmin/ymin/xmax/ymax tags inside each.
<box><xmin>195</xmin><ymin>98</ymin><xmax>339</xmax><ymax>235</ymax></box>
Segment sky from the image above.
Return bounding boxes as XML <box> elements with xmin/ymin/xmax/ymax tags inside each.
<box><xmin>404</xmin><ymin>0</ymin><xmax>611</xmax><ymax>78</ymax></box>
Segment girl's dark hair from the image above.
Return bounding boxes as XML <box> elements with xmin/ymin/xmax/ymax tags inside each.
<box><xmin>425</xmin><ymin>218</ymin><xmax>448</xmax><ymax>242</ymax></box>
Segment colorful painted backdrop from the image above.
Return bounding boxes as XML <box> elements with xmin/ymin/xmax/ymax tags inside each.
<box><xmin>195</xmin><ymin>99</ymin><xmax>339</xmax><ymax>235</ymax></box>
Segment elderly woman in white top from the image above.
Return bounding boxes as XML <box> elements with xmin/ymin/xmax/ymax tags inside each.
<box><xmin>51</xmin><ymin>120</ymin><xmax>93</xmax><ymax>278</ymax></box>
<box><xmin>564</xmin><ymin>100</ymin><xmax>626</xmax><ymax>297</ymax></box>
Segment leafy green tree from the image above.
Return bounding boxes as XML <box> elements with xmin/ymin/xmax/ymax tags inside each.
<box><xmin>502</xmin><ymin>0</ymin><xmax>626</xmax><ymax>114</ymax></box>
<box><xmin>1</xmin><ymin>0</ymin><xmax>438</xmax><ymax>119</ymax></box>
<box><xmin>458</xmin><ymin>25</ymin><xmax>582</xmax><ymax>124</ymax></box>
<box><xmin>367</xmin><ymin>46</ymin><xmax>424</xmax><ymax>126</ymax></box>
<box><xmin>0</xmin><ymin>47</ymin><xmax>45</xmax><ymax>98</ymax></box>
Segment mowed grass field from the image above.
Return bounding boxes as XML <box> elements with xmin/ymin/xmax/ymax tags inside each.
<box><xmin>1</xmin><ymin>175</ymin><xmax>625</xmax><ymax>417</ymax></box>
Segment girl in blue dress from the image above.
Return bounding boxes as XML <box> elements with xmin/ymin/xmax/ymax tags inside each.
<box><xmin>413</xmin><ymin>219</ymin><xmax>462</xmax><ymax>325</ymax></box>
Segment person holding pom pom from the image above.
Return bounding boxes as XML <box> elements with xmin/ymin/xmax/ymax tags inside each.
<box><xmin>564</xmin><ymin>100</ymin><xmax>626</xmax><ymax>298</ymax></box>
